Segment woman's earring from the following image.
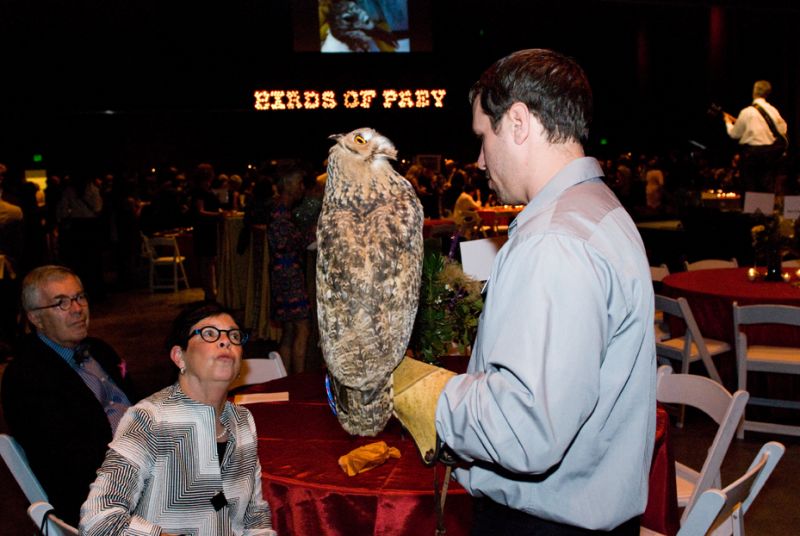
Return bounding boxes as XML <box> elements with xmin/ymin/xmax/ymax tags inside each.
<box><xmin>180</xmin><ymin>367</ymin><xmax>186</xmax><ymax>375</ymax></box>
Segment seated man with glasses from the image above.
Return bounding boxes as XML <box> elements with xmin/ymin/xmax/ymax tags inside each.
<box><xmin>1</xmin><ymin>265</ymin><xmax>137</xmax><ymax>526</ymax></box>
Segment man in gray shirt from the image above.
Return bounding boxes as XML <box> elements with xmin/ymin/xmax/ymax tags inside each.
<box><xmin>434</xmin><ymin>49</ymin><xmax>656</xmax><ymax>534</ymax></box>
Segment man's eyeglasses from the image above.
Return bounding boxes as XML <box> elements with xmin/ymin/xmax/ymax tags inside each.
<box><xmin>30</xmin><ymin>293</ymin><xmax>88</xmax><ymax>311</ymax></box>
<box><xmin>190</xmin><ymin>326</ymin><xmax>248</xmax><ymax>346</ymax></box>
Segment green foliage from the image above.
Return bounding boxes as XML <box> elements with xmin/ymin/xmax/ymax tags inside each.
<box><xmin>751</xmin><ymin>214</ymin><xmax>797</xmax><ymax>262</ymax></box>
<box><xmin>411</xmin><ymin>252</ymin><xmax>484</xmax><ymax>364</ymax></box>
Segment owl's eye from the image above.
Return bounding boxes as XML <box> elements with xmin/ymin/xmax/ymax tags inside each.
<box><xmin>354</xmin><ymin>134</ymin><xmax>367</xmax><ymax>144</ymax></box>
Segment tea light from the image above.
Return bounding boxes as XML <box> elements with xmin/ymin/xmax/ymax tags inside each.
<box><xmin>783</xmin><ymin>272</ymin><xmax>791</xmax><ymax>282</ymax></box>
<box><xmin>747</xmin><ymin>268</ymin><xmax>758</xmax><ymax>281</ymax></box>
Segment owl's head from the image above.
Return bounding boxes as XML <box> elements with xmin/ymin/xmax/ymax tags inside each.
<box><xmin>328</xmin><ymin>127</ymin><xmax>398</xmax><ymax>164</ymax></box>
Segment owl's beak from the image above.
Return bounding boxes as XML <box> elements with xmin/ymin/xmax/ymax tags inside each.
<box><xmin>328</xmin><ymin>133</ymin><xmax>343</xmax><ymax>141</ymax></box>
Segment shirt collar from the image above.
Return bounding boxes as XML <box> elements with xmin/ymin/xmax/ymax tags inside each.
<box><xmin>510</xmin><ymin>157</ymin><xmax>605</xmax><ymax>238</ymax></box>
<box><xmin>38</xmin><ymin>332</ymin><xmax>83</xmax><ymax>366</ymax></box>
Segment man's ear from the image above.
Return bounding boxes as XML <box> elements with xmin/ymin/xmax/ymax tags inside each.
<box><xmin>507</xmin><ymin>102</ymin><xmax>532</xmax><ymax>144</ymax></box>
<box><xmin>26</xmin><ymin>310</ymin><xmax>43</xmax><ymax>331</ymax></box>
<box><xmin>169</xmin><ymin>346</ymin><xmax>185</xmax><ymax>370</ymax></box>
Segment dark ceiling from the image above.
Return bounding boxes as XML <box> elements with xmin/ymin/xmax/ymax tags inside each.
<box><xmin>1</xmin><ymin>0</ymin><xmax>798</xmax><ymax>172</ymax></box>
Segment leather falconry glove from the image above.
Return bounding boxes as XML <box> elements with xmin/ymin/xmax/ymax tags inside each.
<box><xmin>392</xmin><ymin>356</ymin><xmax>456</xmax><ymax>465</ymax></box>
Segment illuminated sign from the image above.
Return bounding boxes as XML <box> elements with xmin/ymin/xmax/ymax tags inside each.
<box><xmin>253</xmin><ymin>89</ymin><xmax>446</xmax><ymax>111</ymax></box>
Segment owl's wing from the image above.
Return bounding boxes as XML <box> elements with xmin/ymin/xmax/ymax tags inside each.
<box><xmin>316</xmin><ymin>190</ymin><xmax>423</xmax><ymax>435</ymax></box>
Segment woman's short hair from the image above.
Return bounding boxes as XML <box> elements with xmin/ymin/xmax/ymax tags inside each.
<box><xmin>165</xmin><ymin>301</ymin><xmax>239</xmax><ymax>350</ymax></box>
<box><xmin>21</xmin><ymin>265</ymin><xmax>82</xmax><ymax>312</ymax></box>
<box><xmin>469</xmin><ymin>48</ymin><xmax>592</xmax><ymax>144</ymax></box>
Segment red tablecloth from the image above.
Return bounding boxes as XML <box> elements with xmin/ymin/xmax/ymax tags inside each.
<box><xmin>423</xmin><ymin>218</ymin><xmax>456</xmax><ymax>239</ymax></box>
<box><xmin>662</xmin><ymin>267</ymin><xmax>800</xmax><ymax>346</ymax></box>
<box><xmin>244</xmin><ymin>370</ymin><xmax>676</xmax><ymax>536</ymax></box>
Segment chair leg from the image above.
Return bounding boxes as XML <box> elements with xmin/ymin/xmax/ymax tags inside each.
<box><xmin>148</xmin><ymin>263</ymin><xmax>155</xmax><ymax>293</ymax></box>
<box><xmin>179</xmin><ymin>262</ymin><xmax>189</xmax><ymax>290</ymax></box>
<box><xmin>736</xmin><ymin>360</ymin><xmax>748</xmax><ymax>440</ymax></box>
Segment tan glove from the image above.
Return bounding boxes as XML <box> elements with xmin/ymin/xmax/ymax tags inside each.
<box><xmin>338</xmin><ymin>441</ymin><xmax>401</xmax><ymax>476</ymax></box>
<box><xmin>392</xmin><ymin>356</ymin><xmax>456</xmax><ymax>465</ymax></box>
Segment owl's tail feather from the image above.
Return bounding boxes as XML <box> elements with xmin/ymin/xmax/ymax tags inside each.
<box><xmin>329</xmin><ymin>373</ymin><xmax>395</xmax><ymax>436</ymax></box>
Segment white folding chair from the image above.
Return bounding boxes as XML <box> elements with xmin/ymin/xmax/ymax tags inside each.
<box><xmin>0</xmin><ymin>433</ymin><xmax>48</xmax><ymax>504</ymax></box>
<box><xmin>655</xmin><ymin>295</ymin><xmax>729</xmax><ymax>384</ymax></box>
<box><xmin>656</xmin><ymin>366</ymin><xmax>749</xmax><ymax>526</ymax></box>
<box><xmin>684</xmin><ymin>258</ymin><xmax>738</xmax><ymax>272</ymax></box>
<box><xmin>228</xmin><ymin>351</ymin><xmax>288</xmax><ymax>391</ymax></box>
<box><xmin>651</xmin><ymin>264</ymin><xmax>671</xmax><ymax>342</ymax></box>
<box><xmin>641</xmin><ymin>441</ymin><xmax>784</xmax><ymax>536</ymax></box>
<box><xmin>27</xmin><ymin>501</ymin><xmax>79</xmax><ymax>535</ymax></box>
<box><xmin>650</xmin><ymin>263</ymin><xmax>670</xmax><ymax>282</ymax></box>
<box><xmin>732</xmin><ymin>302</ymin><xmax>800</xmax><ymax>438</ymax></box>
<box><xmin>141</xmin><ymin>233</ymin><xmax>190</xmax><ymax>292</ymax></box>
<box><xmin>0</xmin><ymin>434</ymin><xmax>81</xmax><ymax>534</ymax></box>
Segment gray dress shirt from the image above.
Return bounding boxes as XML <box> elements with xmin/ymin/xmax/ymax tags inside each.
<box><xmin>436</xmin><ymin>157</ymin><xmax>656</xmax><ymax>530</ymax></box>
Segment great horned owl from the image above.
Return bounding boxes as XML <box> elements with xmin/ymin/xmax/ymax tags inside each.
<box><xmin>317</xmin><ymin>127</ymin><xmax>424</xmax><ymax>436</ymax></box>
<box><xmin>328</xmin><ymin>0</ymin><xmax>398</xmax><ymax>52</ymax></box>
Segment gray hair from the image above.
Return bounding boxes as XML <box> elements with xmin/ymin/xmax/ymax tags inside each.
<box><xmin>21</xmin><ymin>265</ymin><xmax>82</xmax><ymax>311</ymax></box>
<box><xmin>753</xmin><ymin>80</ymin><xmax>772</xmax><ymax>99</ymax></box>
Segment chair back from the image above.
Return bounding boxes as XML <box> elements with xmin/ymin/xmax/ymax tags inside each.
<box><xmin>140</xmin><ymin>232</ymin><xmax>156</xmax><ymax>259</ymax></box>
<box><xmin>27</xmin><ymin>501</ymin><xmax>79</xmax><ymax>536</ymax></box>
<box><xmin>683</xmin><ymin>441</ymin><xmax>784</xmax><ymax>536</ymax></box>
<box><xmin>656</xmin><ymin>366</ymin><xmax>749</xmax><ymax>524</ymax></box>
<box><xmin>684</xmin><ymin>258</ymin><xmax>738</xmax><ymax>271</ymax></box>
<box><xmin>149</xmin><ymin>235</ymin><xmax>182</xmax><ymax>260</ymax></box>
<box><xmin>733</xmin><ymin>302</ymin><xmax>800</xmax><ymax>331</ymax></box>
<box><xmin>0</xmin><ymin>433</ymin><xmax>48</xmax><ymax>504</ymax></box>
<box><xmin>650</xmin><ymin>264</ymin><xmax>670</xmax><ymax>282</ymax></box>
<box><xmin>654</xmin><ymin>295</ymin><xmax>722</xmax><ymax>382</ymax></box>
<box><xmin>229</xmin><ymin>351</ymin><xmax>288</xmax><ymax>391</ymax></box>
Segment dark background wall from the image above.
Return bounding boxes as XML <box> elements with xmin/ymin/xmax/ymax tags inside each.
<box><xmin>0</xmin><ymin>0</ymin><xmax>798</xmax><ymax>174</ymax></box>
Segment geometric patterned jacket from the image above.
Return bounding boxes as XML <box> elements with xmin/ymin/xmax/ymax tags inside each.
<box><xmin>80</xmin><ymin>383</ymin><xmax>277</xmax><ymax>535</ymax></box>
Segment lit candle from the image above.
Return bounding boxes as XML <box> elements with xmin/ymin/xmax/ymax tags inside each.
<box><xmin>747</xmin><ymin>268</ymin><xmax>758</xmax><ymax>281</ymax></box>
<box><xmin>783</xmin><ymin>272</ymin><xmax>792</xmax><ymax>282</ymax></box>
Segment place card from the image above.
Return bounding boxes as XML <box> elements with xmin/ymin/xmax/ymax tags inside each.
<box><xmin>743</xmin><ymin>192</ymin><xmax>775</xmax><ymax>214</ymax></box>
<box><xmin>233</xmin><ymin>392</ymin><xmax>289</xmax><ymax>405</ymax></box>
<box><xmin>460</xmin><ymin>237</ymin><xmax>507</xmax><ymax>281</ymax></box>
<box><xmin>783</xmin><ymin>196</ymin><xmax>800</xmax><ymax>220</ymax></box>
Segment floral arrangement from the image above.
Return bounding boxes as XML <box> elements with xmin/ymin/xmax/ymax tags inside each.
<box><xmin>750</xmin><ymin>214</ymin><xmax>798</xmax><ymax>280</ymax></box>
<box><xmin>751</xmin><ymin>215</ymin><xmax>797</xmax><ymax>259</ymax></box>
<box><xmin>411</xmin><ymin>252</ymin><xmax>484</xmax><ymax>364</ymax></box>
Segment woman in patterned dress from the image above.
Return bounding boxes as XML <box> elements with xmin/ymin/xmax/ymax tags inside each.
<box><xmin>268</xmin><ymin>166</ymin><xmax>312</xmax><ymax>374</ymax></box>
<box><xmin>80</xmin><ymin>302</ymin><xmax>276</xmax><ymax>535</ymax></box>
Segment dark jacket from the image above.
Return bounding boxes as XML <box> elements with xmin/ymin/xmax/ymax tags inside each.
<box><xmin>1</xmin><ymin>334</ymin><xmax>137</xmax><ymax>525</ymax></box>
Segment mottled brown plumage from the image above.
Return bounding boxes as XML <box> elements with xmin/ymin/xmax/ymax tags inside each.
<box><xmin>317</xmin><ymin>127</ymin><xmax>424</xmax><ymax>435</ymax></box>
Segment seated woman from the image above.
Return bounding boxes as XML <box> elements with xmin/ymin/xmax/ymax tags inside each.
<box><xmin>450</xmin><ymin>171</ymin><xmax>482</xmax><ymax>239</ymax></box>
<box><xmin>80</xmin><ymin>302</ymin><xmax>277</xmax><ymax>536</ymax></box>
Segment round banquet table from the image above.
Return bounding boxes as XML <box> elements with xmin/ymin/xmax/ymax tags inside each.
<box><xmin>239</xmin><ymin>365</ymin><xmax>678</xmax><ymax>536</ymax></box>
<box><xmin>661</xmin><ymin>267</ymin><xmax>800</xmax><ymax>347</ymax></box>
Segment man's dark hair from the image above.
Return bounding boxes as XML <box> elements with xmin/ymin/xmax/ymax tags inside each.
<box><xmin>469</xmin><ymin>48</ymin><xmax>592</xmax><ymax>144</ymax></box>
<box><xmin>165</xmin><ymin>301</ymin><xmax>239</xmax><ymax>351</ymax></box>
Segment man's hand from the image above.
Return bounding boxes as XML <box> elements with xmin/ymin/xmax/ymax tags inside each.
<box><xmin>392</xmin><ymin>357</ymin><xmax>455</xmax><ymax>465</ymax></box>
<box><xmin>723</xmin><ymin>111</ymin><xmax>737</xmax><ymax>124</ymax></box>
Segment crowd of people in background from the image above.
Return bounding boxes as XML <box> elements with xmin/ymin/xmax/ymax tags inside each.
<box><xmin>0</xmin><ymin>141</ymin><xmax>797</xmax><ymax>360</ymax></box>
